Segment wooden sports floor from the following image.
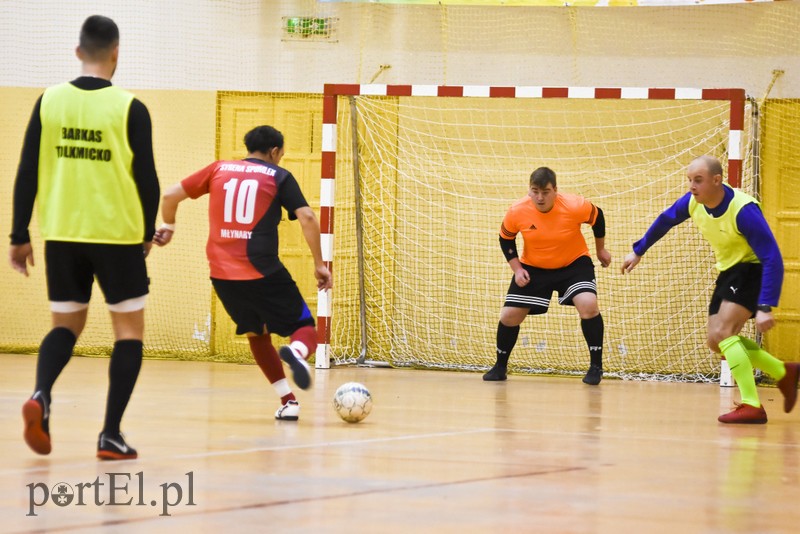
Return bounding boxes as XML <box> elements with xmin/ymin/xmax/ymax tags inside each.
<box><xmin>1</xmin><ymin>353</ymin><xmax>798</xmax><ymax>534</ymax></box>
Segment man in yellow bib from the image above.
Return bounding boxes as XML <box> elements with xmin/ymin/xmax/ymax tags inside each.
<box><xmin>622</xmin><ymin>156</ymin><xmax>798</xmax><ymax>423</ymax></box>
<box><xmin>9</xmin><ymin>16</ymin><xmax>159</xmax><ymax>457</ymax></box>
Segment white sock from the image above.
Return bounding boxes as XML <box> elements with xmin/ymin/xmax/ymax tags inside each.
<box><xmin>271</xmin><ymin>378</ymin><xmax>292</xmax><ymax>398</ymax></box>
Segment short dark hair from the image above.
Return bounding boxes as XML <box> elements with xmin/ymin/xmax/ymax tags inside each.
<box><xmin>244</xmin><ymin>125</ymin><xmax>284</xmax><ymax>154</ymax></box>
<box><xmin>79</xmin><ymin>15</ymin><xmax>119</xmax><ymax>58</ymax></box>
<box><xmin>530</xmin><ymin>167</ymin><xmax>556</xmax><ymax>189</ymax></box>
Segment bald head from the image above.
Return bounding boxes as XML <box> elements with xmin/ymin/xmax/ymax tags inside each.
<box><xmin>686</xmin><ymin>155</ymin><xmax>726</xmax><ymax>208</ymax></box>
<box><xmin>689</xmin><ymin>155</ymin><xmax>724</xmax><ymax>179</ymax></box>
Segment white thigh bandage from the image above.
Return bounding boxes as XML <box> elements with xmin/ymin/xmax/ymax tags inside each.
<box><xmin>108</xmin><ymin>295</ymin><xmax>147</xmax><ymax>313</ymax></box>
<box><xmin>50</xmin><ymin>301</ymin><xmax>90</xmax><ymax>313</ymax></box>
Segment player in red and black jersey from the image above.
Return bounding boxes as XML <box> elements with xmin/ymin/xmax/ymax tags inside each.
<box><xmin>155</xmin><ymin>125</ymin><xmax>332</xmax><ymax>421</ymax></box>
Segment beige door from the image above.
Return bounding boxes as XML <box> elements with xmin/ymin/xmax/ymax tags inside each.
<box><xmin>213</xmin><ymin>93</ymin><xmax>323</xmax><ymax>355</ymax></box>
<box><xmin>760</xmin><ymin>100</ymin><xmax>800</xmax><ymax>362</ymax></box>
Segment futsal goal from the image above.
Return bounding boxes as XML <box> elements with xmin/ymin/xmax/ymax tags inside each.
<box><xmin>316</xmin><ymin>84</ymin><xmax>755</xmax><ymax>382</ymax></box>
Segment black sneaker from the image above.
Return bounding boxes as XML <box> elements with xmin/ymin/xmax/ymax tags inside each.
<box><xmin>97</xmin><ymin>432</ymin><xmax>138</xmax><ymax>460</ymax></box>
<box><xmin>22</xmin><ymin>391</ymin><xmax>51</xmax><ymax>455</ymax></box>
<box><xmin>483</xmin><ymin>364</ymin><xmax>508</xmax><ymax>381</ymax></box>
<box><xmin>583</xmin><ymin>364</ymin><xmax>603</xmax><ymax>385</ymax></box>
<box><xmin>279</xmin><ymin>345</ymin><xmax>312</xmax><ymax>390</ymax></box>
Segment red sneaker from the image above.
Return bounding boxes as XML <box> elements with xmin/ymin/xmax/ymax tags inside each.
<box><xmin>22</xmin><ymin>397</ymin><xmax>52</xmax><ymax>455</ymax></box>
<box><xmin>718</xmin><ymin>403</ymin><xmax>768</xmax><ymax>424</ymax></box>
<box><xmin>777</xmin><ymin>362</ymin><xmax>800</xmax><ymax>413</ymax></box>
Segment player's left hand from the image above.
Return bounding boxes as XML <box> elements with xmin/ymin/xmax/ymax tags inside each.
<box><xmin>316</xmin><ymin>265</ymin><xmax>333</xmax><ymax>290</ymax></box>
<box><xmin>596</xmin><ymin>248</ymin><xmax>611</xmax><ymax>268</ymax></box>
<box><xmin>755</xmin><ymin>310</ymin><xmax>776</xmax><ymax>333</ymax></box>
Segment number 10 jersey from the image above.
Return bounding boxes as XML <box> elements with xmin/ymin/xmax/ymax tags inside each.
<box><xmin>181</xmin><ymin>157</ymin><xmax>309</xmax><ymax>280</ymax></box>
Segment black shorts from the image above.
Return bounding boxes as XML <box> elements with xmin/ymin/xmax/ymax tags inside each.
<box><xmin>709</xmin><ymin>262</ymin><xmax>762</xmax><ymax>316</ymax></box>
<box><xmin>504</xmin><ymin>255</ymin><xmax>597</xmax><ymax>315</ymax></box>
<box><xmin>211</xmin><ymin>266</ymin><xmax>315</xmax><ymax>337</ymax></box>
<box><xmin>45</xmin><ymin>241</ymin><xmax>149</xmax><ymax>304</ymax></box>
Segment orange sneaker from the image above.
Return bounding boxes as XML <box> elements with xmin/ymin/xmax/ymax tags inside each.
<box><xmin>22</xmin><ymin>395</ymin><xmax>52</xmax><ymax>455</ymax></box>
<box><xmin>777</xmin><ymin>362</ymin><xmax>800</xmax><ymax>413</ymax></box>
<box><xmin>718</xmin><ymin>403</ymin><xmax>768</xmax><ymax>424</ymax></box>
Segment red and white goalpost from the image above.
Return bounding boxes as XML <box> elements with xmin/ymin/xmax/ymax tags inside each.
<box><xmin>315</xmin><ymin>84</ymin><xmax>749</xmax><ymax>383</ymax></box>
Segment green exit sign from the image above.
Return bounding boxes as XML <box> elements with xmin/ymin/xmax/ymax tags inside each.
<box><xmin>283</xmin><ymin>17</ymin><xmax>336</xmax><ymax>40</ymax></box>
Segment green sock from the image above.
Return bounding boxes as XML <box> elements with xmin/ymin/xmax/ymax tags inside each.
<box><xmin>738</xmin><ymin>336</ymin><xmax>786</xmax><ymax>381</ymax></box>
<box><xmin>719</xmin><ymin>335</ymin><xmax>760</xmax><ymax>408</ymax></box>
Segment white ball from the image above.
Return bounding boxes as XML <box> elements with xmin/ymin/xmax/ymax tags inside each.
<box><xmin>333</xmin><ymin>382</ymin><xmax>373</xmax><ymax>423</ymax></box>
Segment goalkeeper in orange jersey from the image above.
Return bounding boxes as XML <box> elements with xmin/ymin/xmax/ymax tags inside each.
<box><xmin>622</xmin><ymin>155</ymin><xmax>799</xmax><ymax>424</ymax></box>
<box><xmin>484</xmin><ymin>166</ymin><xmax>611</xmax><ymax>385</ymax></box>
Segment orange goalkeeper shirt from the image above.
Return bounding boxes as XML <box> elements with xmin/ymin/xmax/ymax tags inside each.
<box><xmin>500</xmin><ymin>193</ymin><xmax>598</xmax><ymax>269</ymax></box>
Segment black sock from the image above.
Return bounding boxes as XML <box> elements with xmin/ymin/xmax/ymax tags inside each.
<box><xmin>34</xmin><ymin>327</ymin><xmax>77</xmax><ymax>403</ymax></box>
<box><xmin>581</xmin><ymin>314</ymin><xmax>604</xmax><ymax>367</ymax></box>
<box><xmin>496</xmin><ymin>322</ymin><xmax>520</xmax><ymax>367</ymax></box>
<box><xmin>103</xmin><ymin>340</ymin><xmax>143</xmax><ymax>435</ymax></box>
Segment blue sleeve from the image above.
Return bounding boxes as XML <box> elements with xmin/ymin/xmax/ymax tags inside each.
<box><xmin>632</xmin><ymin>193</ymin><xmax>691</xmax><ymax>256</ymax></box>
<box><xmin>736</xmin><ymin>203</ymin><xmax>783</xmax><ymax>306</ymax></box>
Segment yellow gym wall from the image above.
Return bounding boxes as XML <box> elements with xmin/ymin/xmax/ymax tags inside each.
<box><xmin>0</xmin><ymin>88</ymin><xmax>50</xmax><ymax>353</ymax></box>
<box><xmin>761</xmin><ymin>99</ymin><xmax>800</xmax><ymax>360</ymax></box>
<box><xmin>0</xmin><ymin>88</ymin><xmax>217</xmax><ymax>357</ymax></box>
<box><xmin>3</xmin><ymin>87</ymin><xmax>798</xmax><ymax>366</ymax></box>
<box><xmin>0</xmin><ymin>88</ymin><xmax>326</xmax><ymax>363</ymax></box>
<box><xmin>137</xmin><ymin>89</ymin><xmax>218</xmax><ymax>359</ymax></box>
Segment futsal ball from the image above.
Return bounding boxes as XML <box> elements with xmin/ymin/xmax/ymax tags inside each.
<box><xmin>333</xmin><ymin>382</ymin><xmax>373</xmax><ymax>423</ymax></box>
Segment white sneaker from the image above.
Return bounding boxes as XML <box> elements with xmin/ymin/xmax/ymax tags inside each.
<box><xmin>275</xmin><ymin>400</ymin><xmax>300</xmax><ymax>421</ymax></box>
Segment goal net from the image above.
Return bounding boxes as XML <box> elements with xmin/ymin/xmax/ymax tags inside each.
<box><xmin>318</xmin><ymin>84</ymin><xmax>755</xmax><ymax>382</ymax></box>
